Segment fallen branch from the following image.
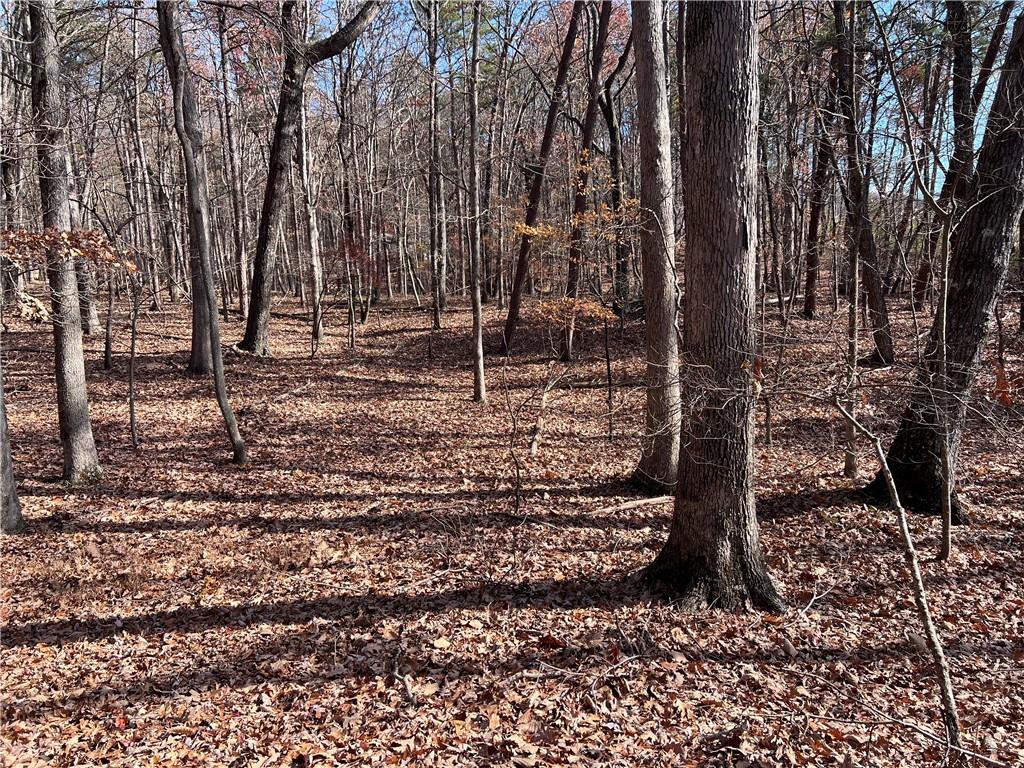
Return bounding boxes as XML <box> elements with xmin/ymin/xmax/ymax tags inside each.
<box><xmin>834</xmin><ymin>397</ymin><xmax>963</xmax><ymax>754</ymax></box>
<box><xmin>592</xmin><ymin>496</ymin><xmax>673</xmax><ymax>515</ymax></box>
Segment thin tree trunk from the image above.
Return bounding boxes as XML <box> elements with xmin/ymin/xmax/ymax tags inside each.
<box><xmin>501</xmin><ymin>1</ymin><xmax>584</xmax><ymax>352</ymax></box>
<box><xmin>29</xmin><ymin>0</ymin><xmax>101</xmax><ymax>484</ymax></box>
<box><xmin>562</xmin><ymin>0</ymin><xmax>612</xmax><ymax>361</ymax></box>
<box><xmin>0</xmin><ymin>339</ymin><xmax>23</xmax><ymax>533</ymax></box>
<box><xmin>468</xmin><ymin>1</ymin><xmax>486</xmax><ymax>403</ymax></box>
<box><xmin>834</xmin><ymin>0</ymin><xmax>895</xmax><ymax>365</ymax></box>
<box><xmin>630</xmin><ymin>0</ymin><xmax>680</xmax><ymax>492</ymax></box>
<box><xmin>158</xmin><ymin>0</ymin><xmax>247</xmax><ymax>465</ymax></box>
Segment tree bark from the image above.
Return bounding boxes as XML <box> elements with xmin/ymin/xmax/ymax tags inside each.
<box><xmin>866</xmin><ymin>15</ymin><xmax>1024</xmax><ymax>521</ymax></box>
<box><xmin>217</xmin><ymin>8</ymin><xmax>249</xmax><ymax>320</ymax></box>
<box><xmin>29</xmin><ymin>0</ymin><xmax>101</xmax><ymax>485</ymax></box>
<box><xmin>468</xmin><ymin>1</ymin><xmax>486</xmax><ymax>403</ymax></box>
<box><xmin>158</xmin><ymin>0</ymin><xmax>247</xmax><ymax>466</ymax></box>
<box><xmin>562</xmin><ymin>0</ymin><xmax>612</xmax><ymax>361</ymax></box>
<box><xmin>0</xmin><ymin>342</ymin><xmax>22</xmax><ymax>533</ymax></box>
<box><xmin>646</xmin><ymin>0</ymin><xmax>783</xmax><ymax>611</ymax></box>
<box><xmin>803</xmin><ymin>70</ymin><xmax>835</xmax><ymax>319</ymax></box>
<box><xmin>630</xmin><ymin>0</ymin><xmax>681</xmax><ymax>492</ymax></box>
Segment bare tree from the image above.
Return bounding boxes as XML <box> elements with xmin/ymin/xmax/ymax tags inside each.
<box><xmin>501</xmin><ymin>1</ymin><xmax>584</xmax><ymax>353</ymax></box>
<box><xmin>646</xmin><ymin>1</ymin><xmax>783</xmax><ymax>611</ymax></box>
<box><xmin>468</xmin><ymin>0</ymin><xmax>486</xmax><ymax>403</ymax></box>
<box><xmin>28</xmin><ymin>0</ymin><xmax>101</xmax><ymax>484</ymax></box>
<box><xmin>158</xmin><ymin>0</ymin><xmax>247</xmax><ymax>466</ymax></box>
<box><xmin>630</xmin><ymin>0</ymin><xmax>680</xmax><ymax>492</ymax></box>
<box><xmin>866</xmin><ymin>14</ymin><xmax>1024</xmax><ymax>522</ymax></box>
<box><xmin>240</xmin><ymin>0</ymin><xmax>379</xmax><ymax>356</ymax></box>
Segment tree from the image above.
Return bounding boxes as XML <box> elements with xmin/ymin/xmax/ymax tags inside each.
<box><xmin>630</xmin><ymin>0</ymin><xmax>680</xmax><ymax>492</ymax></box>
<box><xmin>0</xmin><ymin>342</ymin><xmax>22</xmax><ymax>534</ymax></box>
<box><xmin>157</xmin><ymin>0</ymin><xmax>247</xmax><ymax>466</ymax></box>
<box><xmin>240</xmin><ymin>1</ymin><xmax>379</xmax><ymax>356</ymax></box>
<box><xmin>28</xmin><ymin>0</ymin><xmax>101</xmax><ymax>485</ymax></box>
<box><xmin>833</xmin><ymin>0</ymin><xmax>895</xmax><ymax>365</ymax></box>
<box><xmin>866</xmin><ymin>13</ymin><xmax>1024</xmax><ymax>522</ymax></box>
<box><xmin>562</xmin><ymin>0</ymin><xmax>612</xmax><ymax>361</ymax></box>
<box><xmin>646</xmin><ymin>1</ymin><xmax>783</xmax><ymax>611</ymax></box>
<box><xmin>501</xmin><ymin>1</ymin><xmax>583</xmax><ymax>353</ymax></box>
<box><xmin>467</xmin><ymin>0</ymin><xmax>486</xmax><ymax>403</ymax></box>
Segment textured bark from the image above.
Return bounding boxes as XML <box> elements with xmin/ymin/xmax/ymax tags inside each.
<box><xmin>0</xmin><ymin>345</ymin><xmax>22</xmax><ymax>533</ymax></box>
<box><xmin>646</xmin><ymin>1</ymin><xmax>782</xmax><ymax>611</ymax></box>
<box><xmin>241</xmin><ymin>1</ymin><xmax>379</xmax><ymax>356</ymax></box>
<box><xmin>866</xmin><ymin>15</ymin><xmax>1024</xmax><ymax>520</ymax></box>
<box><xmin>630</xmin><ymin>0</ymin><xmax>680</xmax><ymax>492</ymax></box>
<box><xmin>29</xmin><ymin>0</ymin><xmax>101</xmax><ymax>485</ymax></box>
<box><xmin>501</xmin><ymin>1</ymin><xmax>583</xmax><ymax>352</ymax></box>
<box><xmin>158</xmin><ymin>0</ymin><xmax>247</xmax><ymax>466</ymax></box>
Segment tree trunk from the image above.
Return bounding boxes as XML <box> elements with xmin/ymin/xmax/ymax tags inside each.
<box><xmin>630</xmin><ymin>0</ymin><xmax>680</xmax><ymax>492</ymax></box>
<box><xmin>240</xmin><ymin>1</ymin><xmax>378</xmax><ymax>356</ymax></box>
<box><xmin>646</xmin><ymin>0</ymin><xmax>783</xmax><ymax>611</ymax></box>
<box><xmin>866</xmin><ymin>15</ymin><xmax>1024</xmax><ymax>521</ymax></box>
<box><xmin>0</xmin><ymin>343</ymin><xmax>22</xmax><ymax>533</ymax></box>
<box><xmin>600</xmin><ymin>36</ymin><xmax>633</xmax><ymax>314</ymax></box>
<box><xmin>468</xmin><ymin>1</ymin><xmax>486</xmax><ymax>403</ymax></box>
<box><xmin>803</xmin><ymin>72</ymin><xmax>835</xmax><ymax>319</ymax></box>
<box><xmin>834</xmin><ymin>0</ymin><xmax>895</xmax><ymax>365</ymax></box>
<box><xmin>562</xmin><ymin>0</ymin><xmax>612</xmax><ymax>361</ymax></box>
<box><xmin>501</xmin><ymin>1</ymin><xmax>584</xmax><ymax>352</ymax></box>
<box><xmin>158</xmin><ymin>0</ymin><xmax>247</xmax><ymax>466</ymax></box>
<box><xmin>29</xmin><ymin>0</ymin><xmax>101</xmax><ymax>485</ymax></box>
<box><xmin>218</xmin><ymin>9</ymin><xmax>249</xmax><ymax>320</ymax></box>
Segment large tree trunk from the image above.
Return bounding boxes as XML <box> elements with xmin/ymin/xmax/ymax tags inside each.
<box><xmin>29</xmin><ymin>0</ymin><xmax>101</xmax><ymax>485</ymax></box>
<box><xmin>833</xmin><ymin>0</ymin><xmax>895</xmax><ymax>365</ymax></box>
<box><xmin>0</xmin><ymin>344</ymin><xmax>22</xmax><ymax>533</ymax></box>
<box><xmin>157</xmin><ymin>0</ymin><xmax>247</xmax><ymax>466</ymax></box>
<box><xmin>866</xmin><ymin>15</ymin><xmax>1024</xmax><ymax>521</ymax></box>
<box><xmin>562</xmin><ymin>0</ymin><xmax>612</xmax><ymax>361</ymax></box>
<box><xmin>630</xmin><ymin>0</ymin><xmax>681</xmax><ymax>492</ymax></box>
<box><xmin>501</xmin><ymin>1</ymin><xmax>583</xmax><ymax>352</ymax></box>
<box><xmin>646</xmin><ymin>0</ymin><xmax>783</xmax><ymax>611</ymax></box>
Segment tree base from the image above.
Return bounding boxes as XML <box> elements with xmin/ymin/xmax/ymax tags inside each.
<box><xmin>65</xmin><ymin>465</ymin><xmax>103</xmax><ymax>486</ymax></box>
<box><xmin>643</xmin><ymin>551</ymin><xmax>785</xmax><ymax>612</ymax></box>
<box><xmin>628</xmin><ymin>467</ymin><xmax>675</xmax><ymax>496</ymax></box>
<box><xmin>863</xmin><ymin>473</ymin><xmax>970</xmax><ymax>525</ymax></box>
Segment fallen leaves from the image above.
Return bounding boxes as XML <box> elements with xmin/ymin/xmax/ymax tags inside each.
<box><xmin>1</xmin><ymin>299</ymin><xmax>1022</xmax><ymax>766</ymax></box>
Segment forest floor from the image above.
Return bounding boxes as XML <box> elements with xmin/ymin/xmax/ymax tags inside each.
<box><xmin>1</xmin><ymin>295</ymin><xmax>1022</xmax><ymax>767</ymax></box>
